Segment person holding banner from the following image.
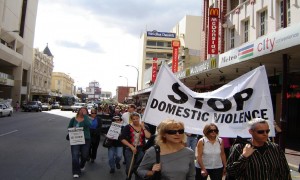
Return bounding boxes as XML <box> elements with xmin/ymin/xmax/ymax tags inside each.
<box><xmin>226</xmin><ymin>118</ymin><xmax>291</xmax><ymax>180</ymax></box>
<box><xmin>68</xmin><ymin>107</ymin><xmax>91</xmax><ymax>178</ymax></box>
<box><xmin>196</xmin><ymin>123</ymin><xmax>226</xmax><ymax>180</ymax></box>
<box><xmin>107</xmin><ymin>116</ymin><xmax>123</xmax><ymax>173</ymax></box>
<box><xmin>88</xmin><ymin>108</ymin><xmax>102</xmax><ymax>163</ymax></box>
<box><xmin>137</xmin><ymin>119</ymin><xmax>195</xmax><ymax>180</ymax></box>
<box><xmin>119</xmin><ymin>112</ymin><xmax>151</xmax><ymax>180</ymax></box>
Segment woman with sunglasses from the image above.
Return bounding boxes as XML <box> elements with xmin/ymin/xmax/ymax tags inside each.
<box><xmin>67</xmin><ymin>107</ymin><xmax>91</xmax><ymax>178</ymax></box>
<box><xmin>119</xmin><ymin>112</ymin><xmax>151</xmax><ymax>180</ymax></box>
<box><xmin>88</xmin><ymin>108</ymin><xmax>102</xmax><ymax>163</ymax></box>
<box><xmin>196</xmin><ymin>123</ymin><xmax>226</xmax><ymax>180</ymax></box>
<box><xmin>137</xmin><ymin>119</ymin><xmax>195</xmax><ymax>180</ymax></box>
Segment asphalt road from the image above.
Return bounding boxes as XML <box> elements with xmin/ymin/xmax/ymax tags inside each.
<box><xmin>0</xmin><ymin>110</ymin><xmax>299</xmax><ymax>180</ymax></box>
<box><xmin>0</xmin><ymin>109</ymin><xmax>127</xmax><ymax>180</ymax></box>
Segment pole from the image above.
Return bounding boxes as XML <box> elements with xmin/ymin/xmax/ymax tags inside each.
<box><xmin>125</xmin><ymin>65</ymin><xmax>139</xmax><ymax>91</ymax></box>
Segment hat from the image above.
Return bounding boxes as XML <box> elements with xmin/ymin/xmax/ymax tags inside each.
<box><xmin>113</xmin><ymin>116</ymin><xmax>121</xmax><ymax>120</ymax></box>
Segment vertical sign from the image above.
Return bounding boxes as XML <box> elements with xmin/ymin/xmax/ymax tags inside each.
<box><xmin>172</xmin><ymin>40</ymin><xmax>180</xmax><ymax>73</ymax></box>
<box><xmin>208</xmin><ymin>8</ymin><xmax>219</xmax><ymax>54</ymax></box>
<box><xmin>152</xmin><ymin>57</ymin><xmax>158</xmax><ymax>82</ymax></box>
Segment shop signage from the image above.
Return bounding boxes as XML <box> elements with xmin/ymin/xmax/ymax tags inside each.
<box><xmin>208</xmin><ymin>8</ymin><xmax>219</xmax><ymax>54</ymax></box>
<box><xmin>172</xmin><ymin>40</ymin><xmax>180</xmax><ymax>73</ymax></box>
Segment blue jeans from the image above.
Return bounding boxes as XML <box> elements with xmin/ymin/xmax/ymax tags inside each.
<box><xmin>71</xmin><ymin>139</ymin><xmax>90</xmax><ymax>175</ymax></box>
<box><xmin>186</xmin><ymin>135</ymin><xmax>198</xmax><ymax>152</ymax></box>
<box><xmin>124</xmin><ymin>147</ymin><xmax>144</xmax><ymax>180</ymax></box>
<box><xmin>108</xmin><ymin>146</ymin><xmax>123</xmax><ymax>169</ymax></box>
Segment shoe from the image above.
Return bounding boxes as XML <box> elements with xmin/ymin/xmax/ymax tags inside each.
<box><xmin>91</xmin><ymin>159</ymin><xmax>94</xmax><ymax>163</ymax></box>
<box><xmin>116</xmin><ymin>163</ymin><xmax>121</xmax><ymax>169</ymax></box>
<box><xmin>110</xmin><ymin>168</ymin><xmax>115</xmax><ymax>174</ymax></box>
<box><xmin>80</xmin><ymin>166</ymin><xmax>85</xmax><ymax>171</ymax></box>
<box><xmin>73</xmin><ymin>174</ymin><xmax>79</xmax><ymax>178</ymax></box>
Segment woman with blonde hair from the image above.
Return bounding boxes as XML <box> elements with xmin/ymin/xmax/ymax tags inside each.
<box><xmin>137</xmin><ymin>119</ymin><xmax>195</xmax><ymax>180</ymax></box>
<box><xmin>196</xmin><ymin>123</ymin><xmax>226</xmax><ymax>180</ymax></box>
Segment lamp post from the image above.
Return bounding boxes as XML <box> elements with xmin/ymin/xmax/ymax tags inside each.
<box><xmin>119</xmin><ymin>75</ymin><xmax>128</xmax><ymax>102</ymax></box>
<box><xmin>125</xmin><ymin>65</ymin><xmax>139</xmax><ymax>91</ymax></box>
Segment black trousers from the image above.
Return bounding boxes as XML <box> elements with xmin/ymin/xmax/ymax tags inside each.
<box><xmin>89</xmin><ymin>134</ymin><xmax>100</xmax><ymax>160</ymax></box>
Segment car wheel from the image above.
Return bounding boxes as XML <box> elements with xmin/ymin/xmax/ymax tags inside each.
<box><xmin>0</xmin><ymin>112</ymin><xmax>2</xmax><ymax>117</ymax></box>
<box><xmin>9</xmin><ymin>111</ymin><xmax>12</xmax><ymax>116</ymax></box>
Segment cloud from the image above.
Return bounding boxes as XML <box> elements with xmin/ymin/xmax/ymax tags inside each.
<box><xmin>56</xmin><ymin>40</ymin><xmax>105</xmax><ymax>53</ymax></box>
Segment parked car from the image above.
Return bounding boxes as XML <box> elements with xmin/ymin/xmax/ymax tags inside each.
<box><xmin>51</xmin><ymin>102</ymin><xmax>61</xmax><ymax>109</ymax></box>
<box><xmin>0</xmin><ymin>103</ymin><xmax>13</xmax><ymax>117</ymax></box>
<box><xmin>41</xmin><ymin>103</ymin><xmax>52</xmax><ymax>111</ymax></box>
<box><xmin>23</xmin><ymin>101</ymin><xmax>42</xmax><ymax>112</ymax></box>
<box><xmin>71</xmin><ymin>103</ymin><xmax>86</xmax><ymax>112</ymax></box>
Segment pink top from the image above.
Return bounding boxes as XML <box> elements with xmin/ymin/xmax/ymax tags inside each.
<box><xmin>221</xmin><ymin>137</ymin><xmax>231</xmax><ymax>148</ymax></box>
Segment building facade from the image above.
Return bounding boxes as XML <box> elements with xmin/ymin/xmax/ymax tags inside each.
<box><xmin>85</xmin><ymin>81</ymin><xmax>101</xmax><ymax>101</ymax></box>
<box><xmin>138</xmin><ymin>15</ymin><xmax>203</xmax><ymax>90</ymax></box>
<box><xmin>0</xmin><ymin>0</ymin><xmax>39</xmax><ymax>106</ymax></box>
<box><xmin>50</xmin><ymin>72</ymin><xmax>74</xmax><ymax>96</ymax></box>
<box><xmin>30</xmin><ymin>46</ymin><xmax>54</xmax><ymax>102</ymax></box>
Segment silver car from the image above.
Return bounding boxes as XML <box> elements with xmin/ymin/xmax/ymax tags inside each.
<box><xmin>0</xmin><ymin>103</ymin><xmax>13</xmax><ymax>117</ymax></box>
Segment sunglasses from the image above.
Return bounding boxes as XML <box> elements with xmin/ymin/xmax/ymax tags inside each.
<box><xmin>165</xmin><ymin>129</ymin><xmax>185</xmax><ymax>135</ymax></box>
<box><xmin>208</xmin><ymin>129</ymin><xmax>219</xmax><ymax>133</ymax></box>
<box><xmin>255</xmin><ymin>129</ymin><xmax>270</xmax><ymax>134</ymax></box>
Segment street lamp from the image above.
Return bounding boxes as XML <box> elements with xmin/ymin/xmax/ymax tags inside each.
<box><xmin>125</xmin><ymin>65</ymin><xmax>139</xmax><ymax>91</ymax></box>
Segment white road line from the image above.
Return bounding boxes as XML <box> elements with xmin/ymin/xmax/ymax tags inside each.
<box><xmin>48</xmin><ymin>118</ymin><xmax>55</xmax><ymax>121</ymax></box>
<box><xmin>0</xmin><ymin>130</ymin><xmax>18</xmax><ymax>137</ymax></box>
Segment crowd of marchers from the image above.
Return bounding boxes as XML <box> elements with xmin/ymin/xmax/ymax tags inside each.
<box><xmin>66</xmin><ymin>104</ymin><xmax>291</xmax><ymax>180</ymax></box>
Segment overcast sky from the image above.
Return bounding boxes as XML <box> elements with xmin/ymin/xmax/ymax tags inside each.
<box><xmin>34</xmin><ymin>0</ymin><xmax>203</xmax><ymax>96</ymax></box>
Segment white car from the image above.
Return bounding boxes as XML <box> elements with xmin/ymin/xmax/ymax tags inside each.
<box><xmin>71</xmin><ymin>103</ymin><xmax>86</xmax><ymax>112</ymax></box>
<box><xmin>0</xmin><ymin>103</ymin><xmax>13</xmax><ymax>117</ymax></box>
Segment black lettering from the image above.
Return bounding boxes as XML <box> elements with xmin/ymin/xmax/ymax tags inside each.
<box><xmin>260</xmin><ymin>109</ymin><xmax>268</xmax><ymax>119</ymax></box>
<box><xmin>176</xmin><ymin>106</ymin><xmax>184</xmax><ymax>116</ymax></box>
<box><xmin>252</xmin><ymin>110</ymin><xmax>259</xmax><ymax>118</ymax></box>
<box><xmin>194</xmin><ymin>98</ymin><xmax>204</xmax><ymax>109</ymax></box>
<box><xmin>197</xmin><ymin>111</ymin><xmax>202</xmax><ymax>120</ymax></box>
<box><xmin>166</xmin><ymin>103</ymin><xmax>177</xmax><ymax>114</ymax></box>
<box><xmin>202</xmin><ymin>112</ymin><xmax>209</xmax><ymax>122</ymax></box>
<box><xmin>233</xmin><ymin>88</ymin><xmax>253</xmax><ymax>111</ymax></box>
<box><xmin>158</xmin><ymin>101</ymin><xmax>166</xmax><ymax>111</ymax></box>
<box><xmin>225</xmin><ymin>114</ymin><xmax>233</xmax><ymax>123</ymax></box>
<box><xmin>183</xmin><ymin>108</ymin><xmax>190</xmax><ymax>118</ymax></box>
<box><xmin>191</xmin><ymin>110</ymin><xmax>198</xmax><ymax>119</ymax></box>
<box><xmin>244</xmin><ymin>111</ymin><xmax>252</xmax><ymax>121</ymax></box>
<box><xmin>167</xmin><ymin>83</ymin><xmax>188</xmax><ymax>104</ymax></box>
<box><xmin>208</xmin><ymin>98</ymin><xmax>232</xmax><ymax>112</ymax></box>
<box><xmin>214</xmin><ymin>113</ymin><xmax>223</xmax><ymax>123</ymax></box>
<box><xmin>239</xmin><ymin>112</ymin><xmax>245</xmax><ymax>122</ymax></box>
<box><xmin>150</xmin><ymin>98</ymin><xmax>159</xmax><ymax>108</ymax></box>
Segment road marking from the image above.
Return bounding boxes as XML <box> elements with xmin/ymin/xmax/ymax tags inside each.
<box><xmin>48</xmin><ymin>118</ymin><xmax>55</xmax><ymax>121</ymax></box>
<box><xmin>0</xmin><ymin>130</ymin><xmax>18</xmax><ymax>137</ymax></box>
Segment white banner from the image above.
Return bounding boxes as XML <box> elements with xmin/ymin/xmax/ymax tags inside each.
<box><xmin>142</xmin><ymin>64</ymin><xmax>274</xmax><ymax>138</ymax></box>
<box><xmin>106</xmin><ymin>122</ymin><xmax>122</xmax><ymax>140</ymax></box>
<box><xmin>68</xmin><ymin>127</ymin><xmax>85</xmax><ymax>145</ymax></box>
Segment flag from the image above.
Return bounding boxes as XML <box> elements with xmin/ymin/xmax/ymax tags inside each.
<box><xmin>239</xmin><ymin>44</ymin><xmax>254</xmax><ymax>60</ymax></box>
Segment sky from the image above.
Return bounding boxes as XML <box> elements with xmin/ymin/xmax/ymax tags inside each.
<box><xmin>34</xmin><ymin>0</ymin><xmax>203</xmax><ymax>96</ymax></box>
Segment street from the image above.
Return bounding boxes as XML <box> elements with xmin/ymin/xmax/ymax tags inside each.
<box><xmin>0</xmin><ymin>110</ymin><xmax>299</xmax><ymax>180</ymax></box>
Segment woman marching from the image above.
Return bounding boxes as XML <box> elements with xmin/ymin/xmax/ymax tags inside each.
<box><xmin>88</xmin><ymin>108</ymin><xmax>102</xmax><ymax>163</ymax></box>
<box><xmin>67</xmin><ymin>107</ymin><xmax>91</xmax><ymax>178</ymax></box>
<box><xmin>119</xmin><ymin>112</ymin><xmax>151</xmax><ymax>180</ymax></box>
<box><xmin>137</xmin><ymin>119</ymin><xmax>195</xmax><ymax>180</ymax></box>
<box><xmin>196</xmin><ymin>123</ymin><xmax>226</xmax><ymax>180</ymax></box>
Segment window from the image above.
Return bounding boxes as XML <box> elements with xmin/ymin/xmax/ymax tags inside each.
<box><xmin>230</xmin><ymin>28</ymin><xmax>235</xmax><ymax>49</ymax></box>
<box><xmin>259</xmin><ymin>10</ymin><xmax>267</xmax><ymax>36</ymax></box>
<box><xmin>244</xmin><ymin>20</ymin><xmax>249</xmax><ymax>42</ymax></box>
<box><xmin>280</xmin><ymin>0</ymin><xmax>291</xmax><ymax>28</ymax></box>
<box><xmin>230</xmin><ymin>0</ymin><xmax>239</xmax><ymax>11</ymax></box>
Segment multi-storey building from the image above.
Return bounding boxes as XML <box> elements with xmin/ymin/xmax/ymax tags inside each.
<box><xmin>30</xmin><ymin>45</ymin><xmax>54</xmax><ymax>102</ymax></box>
<box><xmin>0</xmin><ymin>0</ymin><xmax>39</xmax><ymax>106</ymax></box>
<box><xmin>202</xmin><ymin>0</ymin><xmax>300</xmax><ymax>145</ymax></box>
<box><xmin>50</xmin><ymin>72</ymin><xmax>74</xmax><ymax>96</ymax></box>
<box><xmin>85</xmin><ymin>81</ymin><xmax>101</xmax><ymax>101</ymax></box>
<box><xmin>138</xmin><ymin>15</ymin><xmax>203</xmax><ymax>90</ymax></box>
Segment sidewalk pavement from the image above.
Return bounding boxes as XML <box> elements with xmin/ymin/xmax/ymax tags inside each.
<box><xmin>286</xmin><ymin>148</ymin><xmax>300</xmax><ymax>172</ymax></box>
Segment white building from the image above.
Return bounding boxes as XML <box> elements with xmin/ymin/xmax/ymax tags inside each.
<box><xmin>0</xmin><ymin>0</ymin><xmax>39</xmax><ymax>106</ymax></box>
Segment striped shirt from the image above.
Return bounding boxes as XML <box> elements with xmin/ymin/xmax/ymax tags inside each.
<box><xmin>226</xmin><ymin>141</ymin><xmax>291</xmax><ymax>180</ymax></box>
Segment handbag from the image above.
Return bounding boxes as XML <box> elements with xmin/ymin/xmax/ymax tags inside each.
<box><xmin>150</xmin><ymin>145</ymin><xmax>161</xmax><ymax>180</ymax></box>
<box><xmin>102</xmin><ymin>137</ymin><xmax>113</xmax><ymax>148</ymax></box>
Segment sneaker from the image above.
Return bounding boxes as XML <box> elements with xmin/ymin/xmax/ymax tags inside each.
<box><xmin>73</xmin><ymin>174</ymin><xmax>79</xmax><ymax>178</ymax></box>
<box><xmin>80</xmin><ymin>166</ymin><xmax>85</xmax><ymax>171</ymax></box>
<box><xmin>110</xmin><ymin>168</ymin><xmax>115</xmax><ymax>174</ymax></box>
<box><xmin>116</xmin><ymin>163</ymin><xmax>121</xmax><ymax>169</ymax></box>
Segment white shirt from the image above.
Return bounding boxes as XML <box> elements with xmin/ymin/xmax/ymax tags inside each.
<box><xmin>121</xmin><ymin>112</ymin><xmax>130</xmax><ymax>126</ymax></box>
<box><xmin>198</xmin><ymin>137</ymin><xmax>223</xmax><ymax>169</ymax></box>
